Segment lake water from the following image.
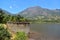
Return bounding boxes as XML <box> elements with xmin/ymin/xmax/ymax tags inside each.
<box><xmin>30</xmin><ymin>24</ymin><xmax>60</xmax><ymax>40</ymax></box>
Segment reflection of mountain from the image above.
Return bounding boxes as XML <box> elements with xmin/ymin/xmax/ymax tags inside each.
<box><xmin>18</xmin><ymin>6</ymin><xmax>60</xmax><ymax>19</ymax></box>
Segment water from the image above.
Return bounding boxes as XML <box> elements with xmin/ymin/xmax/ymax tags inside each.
<box><xmin>30</xmin><ymin>24</ymin><xmax>60</xmax><ymax>40</ymax></box>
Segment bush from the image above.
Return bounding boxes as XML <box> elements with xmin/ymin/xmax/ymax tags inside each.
<box><xmin>14</xmin><ymin>32</ymin><xmax>28</xmax><ymax>40</ymax></box>
<box><xmin>0</xmin><ymin>24</ymin><xmax>11</xmax><ymax>40</ymax></box>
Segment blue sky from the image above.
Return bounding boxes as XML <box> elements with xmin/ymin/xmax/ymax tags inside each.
<box><xmin>0</xmin><ymin>0</ymin><xmax>60</xmax><ymax>14</ymax></box>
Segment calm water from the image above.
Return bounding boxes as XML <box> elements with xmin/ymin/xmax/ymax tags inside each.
<box><xmin>30</xmin><ymin>24</ymin><xmax>60</xmax><ymax>40</ymax></box>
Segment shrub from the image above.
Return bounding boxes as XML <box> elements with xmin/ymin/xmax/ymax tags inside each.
<box><xmin>0</xmin><ymin>24</ymin><xmax>11</xmax><ymax>40</ymax></box>
<box><xmin>14</xmin><ymin>32</ymin><xmax>28</xmax><ymax>40</ymax></box>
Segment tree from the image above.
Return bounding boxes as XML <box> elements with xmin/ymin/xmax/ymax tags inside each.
<box><xmin>0</xmin><ymin>9</ymin><xmax>28</xmax><ymax>23</ymax></box>
<box><xmin>0</xmin><ymin>24</ymin><xmax>11</xmax><ymax>40</ymax></box>
<box><xmin>0</xmin><ymin>9</ymin><xmax>5</xmax><ymax>23</ymax></box>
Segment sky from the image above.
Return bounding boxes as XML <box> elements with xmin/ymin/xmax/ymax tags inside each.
<box><xmin>0</xmin><ymin>0</ymin><xmax>60</xmax><ymax>14</ymax></box>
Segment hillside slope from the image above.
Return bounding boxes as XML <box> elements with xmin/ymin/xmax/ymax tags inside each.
<box><xmin>18</xmin><ymin>6</ymin><xmax>60</xmax><ymax>19</ymax></box>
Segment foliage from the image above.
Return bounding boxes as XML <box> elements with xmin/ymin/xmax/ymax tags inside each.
<box><xmin>0</xmin><ymin>9</ymin><xmax>28</xmax><ymax>23</ymax></box>
<box><xmin>14</xmin><ymin>32</ymin><xmax>28</xmax><ymax>40</ymax></box>
<box><xmin>0</xmin><ymin>24</ymin><xmax>11</xmax><ymax>40</ymax></box>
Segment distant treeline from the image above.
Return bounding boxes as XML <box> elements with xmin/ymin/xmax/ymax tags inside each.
<box><xmin>29</xmin><ymin>19</ymin><xmax>60</xmax><ymax>23</ymax></box>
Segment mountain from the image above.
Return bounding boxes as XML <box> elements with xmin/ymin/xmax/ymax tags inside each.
<box><xmin>18</xmin><ymin>6</ymin><xmax>60</xmax><ymax>19</ymax></box>
<box><xmin>0</xmin><ymin>8</ymin><xmax>15</xmax><ymax>16</ymax></box>
<box><xmin>1</xmin><ymin>6</ymin><xmax>60</xmax><ymax>20</ymax></box>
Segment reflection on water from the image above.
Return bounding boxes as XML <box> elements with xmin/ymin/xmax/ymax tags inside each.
<box><xmin>30</xmin><ymin>24</ymin><xmax>60</xmax><ymax>40</ymax></box>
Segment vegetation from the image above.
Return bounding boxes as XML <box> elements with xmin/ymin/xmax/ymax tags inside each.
<box><xmin>27</xmin><ymin>17</ymin><xmax>60</xmax><ymax>24</ymax></box>
<box><xmin>14</xmin><ymin>32</ymin><xmax>28</xmax><ymax>40</ymax></box>
<box><xmin>0</xmin><ymin>24</ymin><xmax>11</xmax><ymax>40</ymax></box>
<box><xmin>0</xmin><ymin>9</ymin><xmax>28</xmax><ymax>23</ymax></box>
